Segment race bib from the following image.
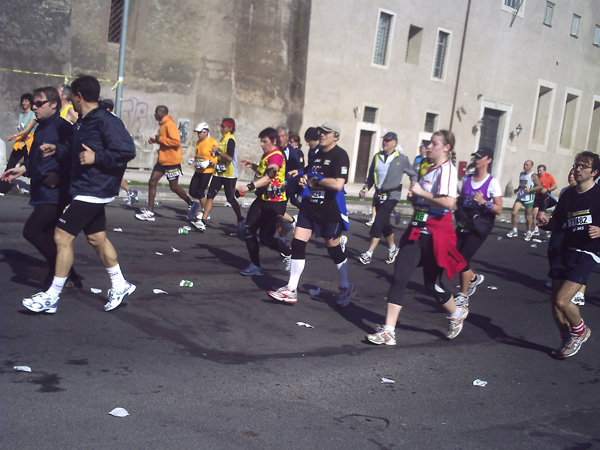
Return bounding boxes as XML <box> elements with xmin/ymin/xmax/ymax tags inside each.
<box><xmin>165</xmin><ymin>167</ymin><xmax>182</xmax><ymax>181</ymax></box>
<box><xmin>410</xmin><ymin>206</ymin><xmax>430</xmax><ymax>228</ymax></box>
<box><xmin>309</xmin><ymin>189</ymin><xmax>325</xmax><ymax>204</ymax></box>
<box><xmin>376</xmin><ymin>193</ymin><xmax>388</xmax><ymax>204</ymax></box>
<box><xmin>215</xmin><ymin>163</ymin><xmax>226</xmax><ymax>173</ymax></box>
<box><xmin>567</xmin><ymin>214</ymin><xmax>591</xmax><ymax>228</ymax></box>
<box><xmin>194</xmin><ymin>159</ymin><xmax>205</xmax><ymax>169</ymax></box>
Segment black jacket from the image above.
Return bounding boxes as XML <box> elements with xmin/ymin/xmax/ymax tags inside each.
<box><xmin>24</xmin><ymin>111</ymin><xmax>73</xmax><ymax>206</ymax></box>
<box><xmin>58</xmin><ymin>107</ymin><xmax>136</xmax><ymax>197</ymax></box>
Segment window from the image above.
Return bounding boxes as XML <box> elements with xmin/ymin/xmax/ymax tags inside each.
<box><xmin>588</xmin><ymin>100</ymin><xmax>600</xmax><ymax>152</ymax></box>
<box><xmin>363</xmin><ymin>107</ymin><xmax>378</xmax><ymax>123</ymax></box>
<box><xmin>373</xmin><ymin>11</ymin><xmax>394</xmax><ymax>66</ymax></box>
<box><xmin>571</xmin><ymin>14</ymin><xmax>580</xmax><ymax>38</ymax></box>
<box><xmin>424</xmin><ymin>113</ymin><xmax>438</xmax><ymax>133</ymax></box>
<box><xmin>405</xmin><ymin>25</ymin><xmax>423</xmax><ymax>65</ymax></box>
<box><xmin>432</xmin><ymin>30</ymin><xmax>450</xmax><ymax>80</ymax></box>
<box><xmin>559</xmin><ymin>92</ymin><xmax>580</xmax><ymax>149</ymax></box>
<box><xmin>594</xmin><ymin>25</ymin><xmax>600</xmax><ymax>46</ymax></box>
<box><xmin>107</xmin><ymin>0</ymin><xmax>125</xmax><ymax>43</ymax></box>
<box><xmin>502</xmin><ymin>0</ymin><xmax>525</xmax><ymax>18</ymax></box>
<box><xmin>532</xmin><ymin>83</ymin><xmax>555</xmax><ymax>146</ymax></box>
<box><xmin>543</xmin><ymin>2</ymin><xmax>554</xmax><ymax>26</ymax></box>
<box><xmin>504</xmin><ymin>0</ymin><xmax>519</xmax><ymax>9</ymax></box>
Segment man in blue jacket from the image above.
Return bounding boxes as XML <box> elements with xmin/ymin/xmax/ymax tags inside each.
<box><xmin>1</xmin><ymin>86</ymin><xmax>80</xmax><ymax>289</ymax></box>
<box><xmin>20</xmin><ymin>75</ymin><xmax>137</xmax><ymax>314</ymax></box>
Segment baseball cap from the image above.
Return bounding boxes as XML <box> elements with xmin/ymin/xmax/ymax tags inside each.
<box><xmin>194</xmin><ymin>122</ymin><xmax>209</xmax><ymax>132</ymax></box>
<box><xmin>304</xmin><ymin>127</ymin><xmax>319</xmax><ymax>141</ymax></box>
<box><xmin>383</xmin><ymin>132</ymin><xmax>398</xmax><ymax>142</ymax></box>
<box><xmin>317</xmin><ymin>121</ymin><xmax>341</xmax><ymax>135</ymax></box>
<box><xmin>472</xmin><ymin>146</ymin><xmax>494</xmax><ymax>159</ymax></box>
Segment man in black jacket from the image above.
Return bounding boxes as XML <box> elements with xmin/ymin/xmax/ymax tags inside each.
<box><xmin>1</xmin><ymin>86</ymin><xmax>80</xmax><ymax>289</ymax></box>
<box><xmin>20</xmin><ymin>75</ymin><xmax>137</xmax><ymax>314</ymax></box>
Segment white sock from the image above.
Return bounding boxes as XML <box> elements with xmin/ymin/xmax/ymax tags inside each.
<box><xmin>388</xmin><ymin>245</ymin><xmax>396</xmax><ymax>252</ymax></box>
<box><xmin>47</xmin><ymin>276</ymin><xmax>67</xmax><ymax>300</ymax></box>
<box><xmin>450</xmin><ymin>307</ymin><xmax>463</xmax><ymax>318</ymax></box>
<box><xmin>106</xmin><ymin>264</ymin><xmax>127</xmax><ymax>291</ymax></box>
<box><xmin>288</xmin><ymin>259</ymin><xmax>305</xmax><ymax>290</ymax></box>
<box><xmin>365</xmin><ymin>250</ymin><xmax>373</xmax><ymax>257</ymax></box>
<box><xmin>336</xmin><ymin>259</ymin><xmax>349</xmax><ymax>288</ymax></box>
<box><xmin>383</xmin><ymin>324</ymin><xmax>395</xmax><ymax>334</ymax></box>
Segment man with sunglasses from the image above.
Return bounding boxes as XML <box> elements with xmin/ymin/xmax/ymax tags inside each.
<box><xmin>538</xmin><ymin>152</ymin><xmax>600</xmax><ymax>358</ymax></box>
<box><xmin>19</xmin><ymin>75</ymin><xmax>137</xmax><ymax>314</ymax></box>
<box><xmin>358</xmin><ymin>132</ymin><xmax>416</xmax><ymax>265</ymax></box>
<box><xmin>1</xmin><ymin>86</ymin><xmax>81</xmax><ymax>289</ymax></box>
<box><xmin>268</xmin><ymin>121</ymin><xmax>354</xmax><ymax>307</ymax></box>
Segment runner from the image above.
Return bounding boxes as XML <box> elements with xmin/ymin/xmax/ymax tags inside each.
<box><xmin>367</xmin><ymin>130</ymin><xmax>467</xmax><ymax>345</ymax></box>
<box><xmin>506</xmin><ymin>160</ymin><xmax>542</xmax><ymax>241</ymax></box>
<box><xmin>188</xmin><ymin>122</ymin><xmax>218</xmax><ymax>231</ymax></box>
<box><xmin>537</xmin><ymin>151</ymin><xmax>599</xmax><ymax>358</ymax></box>
<box><xmin>268</xmin><ymin>121</ymin><xmax>353</xmax><ymax>307</ymax></box>
<box><xmin>237</xmin><ymin>127</ymin><xmax>291</xmax><ymax>276</ymax></box>
<box><xmin>453</xmin><ymin>146</ymin><xmax>502</xmax><ymax>306</ymax></box>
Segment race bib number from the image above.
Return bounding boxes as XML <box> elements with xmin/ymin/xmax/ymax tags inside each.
<box><xmin>309</xmin><ymin>189</ymin><xmax>325</xmax><ymax>204</ymax></box>
<box><xmin>411</xmin><ymin>206</ymin><xmax>429</xmax><ymax>228</ymax></box>
<box><xmin>194</xmin><ymin>159</ymin><xmax>205</xmax><ymax>169</ymax></box>
<box><xmin>567</xmin><ymin>214</ymin><xmax>591</xmax><ymax>228</ymax></box>
<box><xmin>376</xmin><ymin>193</ymin><xmax>388</xmax><ymax>204</ymax></box>
<box><xmin>165</xmin><ymin>167</ymin><xmax>182</xmax><ymax>181</ymax></box>
<box><xmin>215</xmin><ymin>163</ymin><xmax>226</xmax><ymax>173</ymax></box>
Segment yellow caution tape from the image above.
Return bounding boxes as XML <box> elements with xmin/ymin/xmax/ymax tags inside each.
<box><xmin>0</xmin><ymin>68</ymin><xmax>122</xmax><ymax>87</ymax></box>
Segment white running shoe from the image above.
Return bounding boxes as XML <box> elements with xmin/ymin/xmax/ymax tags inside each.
<box><xmin>339</xmin><ymin>235</ymin><xmax>347</xmax><ymax>253</ymax></box>
<box><xmin>135</xmin><ymin>208</ymin><xmax>155</xmax><ymax>222</ymax></box>
<box><xmin>532</xmin><ymin>228</ymin><xmax>540</xmax><ymax>236</ymax></box>
<box><xmin>466</xmin><ymin>274</ymin><xmax>484</xmax><ymax>297</ymax></box>
<box><xmin>506</xmin><ymin>229</ymin><xmax>518</xmax><ymax>238</ymax></box>
<box><xmin>446</xmin><ymin>306</ymin><xmax>469</xmax><ymax>339</ymax></box>
<box><xmin>524</xmin><ymin>231</ymin><xmax>533</xmax><ymax>242</ymax></box>
<box><xmin>105</xmin><ymin>282</ymin><xmax>136</xmax><ymax>311</ymax></box>
<box><xmin>22</xmin><ymin>292</ymin><xmax>59</xmax><ymax>314</ymax></box>
<box><xmin>359</xmin><ymin>252</ymin><xmax>372</xmax><ymax>265</ymax></box>
<box><xmin>454</xmin><ymin>293</ymin><xmax>469</xmax><ymax>307</ymax></box>
<box><xmin>240</xmin><ymin>263</ymin><xmax>264</xmax><ymax>276</ymax></box>
<box><xmin>283</xmin><ymin>255</ymin><xmax>292</xmax><ymax>272</ymax></box>
<box><xmin>268</xmin><ymin>285</ymin><xmax>298</xmax><ymax>303</ymax></box>
<box><xmin>191</xmin><ymin>219</ymin><xmax>206</xmax><ymax>232</ymax></box>
<box><xmin>367</xmin><ymin>326</ymin><xmax>396</xmax><ymax>346</ymax></box>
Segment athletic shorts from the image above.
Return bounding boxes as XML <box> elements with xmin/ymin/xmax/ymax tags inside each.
<box><xmin>548</xmin><ymin>249</ymin><xmax>597</xmax><ymax>285</ymax></box>
<box><xmin>153</xmin><ymin>163</ymin><xmax>183</xmax><ymax>181</ymax></box>
<box><xmin>206</xmin><ymin>176</ymin><xmax>237</xmax><ymax>201</ymax></box>
<box><xmin>56</xmin><ymin>200</ymin><xmax>107</xmax><ymax>237</ymax></box>
<box><xmin>189</xmin><ymin>172</ymin><xmax>212</xmax><ymax>199</ymax></box>
<box><xmin>296</xmin><ymin>210</ymin><xmax>343</xmax><ymax>239</ymax></box>
<box><xmin>533</xmin><ymin>195</ymin><xmax>547</xmax><ymax>211</ymax></box>
<box><xmin>514</xmin><ymin>198</ymin><xmax>534</xmax><ymax>209</ymax></box>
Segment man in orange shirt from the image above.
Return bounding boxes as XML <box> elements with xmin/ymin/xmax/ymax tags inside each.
<box><xmin>189</xmin><ymin>122</ymin><xmax>218</xmax><ymax>230</ymax></box>
<box><xmin>135</xmin><ymin>105</ymin><xmax>197</xmax><ymax>222</ymax></box>
<box><xmin>532</xmin><ymin>164</ymin><xmax>557</xmax><ymax>236</ymax></box>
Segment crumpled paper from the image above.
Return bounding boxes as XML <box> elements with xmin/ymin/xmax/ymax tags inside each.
<box><xmin>91</xmin><ymin>288</ymin><xmax>102</xmax><ymax>294</ymax></box>
<box><xmin>309</xmin><ymin>287</ymin><xmax>321</xmax><ymax>296</ymax></box>
<box><xmin>153</xmin><ymin>289</ymin><xmax>168</xmax><ymax>294</ymax></box>
<box><xmin>296</xmin><ymin>322</ymin><xmax>314</xmax><ymax>328</ymax></box>
<box><xmin>108</xmin><ymin>407</ymin><xmax>129</xmax><ymax>417</ymax></box>
<box><xmin>473</xmin><ymin>379</ymin><xmax>488</xmax><ymax>387</ymax></box>
<box><xmin>113</xmin><ymin>228</ymin><xmax>123</xmax><ymax>232</ymax></box>
<box><xmin>171</xmin><ymin>247</ymin><xmax>180</xmax><ymax>253</ymax></box>
<box><xmin>14</xmin><ymin>366</ymin><xmax>32</xmax><ymax>372</ymax></box>
<box><xmin>381</xmin><ymin>377</ymin><xmax>395</xmax><ymax>384</ymax></box>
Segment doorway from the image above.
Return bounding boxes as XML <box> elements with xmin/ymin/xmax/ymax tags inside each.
<box><xmin>478</xmin><ymin>108</ymin><xmax>505</xmax><ymax>174</ymax></box>
<box><xmin>354</xmin><ymin>130</ymin><xmax>374</xmax><ymax>184</ymax></box>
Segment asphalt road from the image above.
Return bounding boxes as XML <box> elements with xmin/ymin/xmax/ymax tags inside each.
<box><xmin>1</xmin><ymin>192</ymin><xmax>599</xmax><ymax>449</ymax></box>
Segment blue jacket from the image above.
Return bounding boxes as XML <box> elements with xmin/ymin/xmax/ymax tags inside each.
<box><xmin>60</xmin><ymin>107</ymin><xmax>136</xmax><ymax>197</ymax></box>
<box><xmin>24</xmin><ymin>111</ymin><xmax>73</xmax><ymax>206</ymax></box>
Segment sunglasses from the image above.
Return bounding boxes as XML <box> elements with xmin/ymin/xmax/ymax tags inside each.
<box><xmin>573</xmin><ymin>163</ymin><xmax>592</xmax><ymax>170</ymax></box>
<box><xmin>32</xmin><ymin>100</ymin><xmax>49</xmax><ymax>108</ymax></box>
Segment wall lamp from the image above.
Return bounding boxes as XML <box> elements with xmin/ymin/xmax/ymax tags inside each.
<box><xmin>515</xmin><ymin>123</ymin><xmax>523</xmax><ymax>136</ymax></box>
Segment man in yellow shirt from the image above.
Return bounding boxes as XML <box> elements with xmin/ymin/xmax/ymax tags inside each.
<box><xmin>135</xmin><ymin>105</ymin><xmax>197</xmax><ymax>222</ymax></box>
<box><xmin>188</xmin><ymin>122</ymin><xmax>218</xmax><ymax>230</ymax></box>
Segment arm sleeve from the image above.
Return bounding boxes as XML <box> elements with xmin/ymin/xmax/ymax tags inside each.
<box><xmin>225</xmin><ymin>138</ymin><xmax>236</xmax><ymax>158</ymax></box>
<box><xmin>158</xmin><ymin>121</ymin><xmax>181</xmax><ymax>147</ymax></box>
<box><xmin>331</xmin><ymin>149</ymin><xmax>349</xmax><ymax>183</ymax></box>
<box><xmin>94</xmin><ymin>116</ymin><xmax>136</xmax><ymax>168</ymax></box>
<box><xmin>365</xmin><ymin>155</ymin><xmax>376</xmax><ymax>189</ymax></box>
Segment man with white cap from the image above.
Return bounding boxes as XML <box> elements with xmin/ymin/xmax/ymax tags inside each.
<box><xmin>268</xmin><ymin>121</ymin><xmax>354</xmax><ymax>307</ymax></box>
<box><xmin>189</xmin><ymin>122</ymin><xmax>218</xmax><ymax>231</ymax></box>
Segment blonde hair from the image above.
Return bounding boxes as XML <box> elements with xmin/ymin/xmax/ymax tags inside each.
<box><xmin>432</xmin><ymin>129</ymin><xmax>456</xmax><ymax>165</ymax></box>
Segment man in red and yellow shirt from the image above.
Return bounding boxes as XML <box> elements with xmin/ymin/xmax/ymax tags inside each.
<box><xmin>135</xmin><ymin>105</ymin><xmax>196</xmax><ymax>222</ymax></box>
<box><xmin>236</xmin><ymin>127</ymin><xmax>291</xmax><ymax>276</ymax></box>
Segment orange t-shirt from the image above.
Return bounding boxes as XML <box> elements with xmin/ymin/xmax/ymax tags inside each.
<box><xmin>194</xmin><ymin>136</ymin><xmax>218</xmax><ymax>174</ymax></box>
<box><xmin>156</xmin><ymin>115</ymin><xmax>182</xmax><ymax>166</ymax></box>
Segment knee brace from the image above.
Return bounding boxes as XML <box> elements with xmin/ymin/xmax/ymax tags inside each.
<box><xmin>327</xmin><ymin>244</ymin><xmax>346</xmax><ymax>265</ymax></box>
<box><xmin>291</xmin><ymin>238</ymin><xmax>307</xmax><ymax>259</ymax></box>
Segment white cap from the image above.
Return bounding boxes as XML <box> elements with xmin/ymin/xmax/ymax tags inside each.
<box><xmin>194</xmin><ymin>122</ymin><xmax>209</xmax><ymax>132</ymax></box>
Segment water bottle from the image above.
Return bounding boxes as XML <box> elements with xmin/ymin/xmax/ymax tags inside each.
<box><xmin>180</xmin><ymin>280</ymin><xmax>194</xmax><ymax>287</ymax></box>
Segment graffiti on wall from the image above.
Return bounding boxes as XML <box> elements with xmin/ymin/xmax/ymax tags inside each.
<box><xmin>120</xmin><ymin>97</ymin><xmax>154</xmax><ymax>136</ymax></box>
<box><xmin>178</xmin><ymin>119</ymin><xmax>191</xmax><ymax>147</ymax></box>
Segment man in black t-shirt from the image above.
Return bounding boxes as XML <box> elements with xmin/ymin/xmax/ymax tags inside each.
<box><xmin>538</xmin><ymin>151</ymin><xmax>600</xmax><ymax>359</ymax></box>
<box><xmin>268</xmin><ymin>121</ymin><xmax>354</xmax><ymax>307</ymax></box>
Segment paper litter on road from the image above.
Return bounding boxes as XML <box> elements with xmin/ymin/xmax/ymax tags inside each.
<box><xmin>473</xmin><ymin>379</ymin><xmax>488</xmax><ymax>387</ymax></box>
<box><xmin>500</xmin><ymin>219</ymin><xmax>509</xmax><ymax>223</ymax></box>
<box><xmin>309</xmin><ymin>287</ymin><xmax>321</xmax><ymax>296</ymax></box>
<box><xmin>171</xmin><ymin>247</ymin><xmax>180</xmax><ymax>253</ymax></box>
<box><xmin>14</xmin><ymin>366</ymin><xmax>32</xmax><ymax>372</ymax></box>
<box><xmin>532</xmin><ymin>238</ymin><xmax>542</xmax><ymax>243</ymax></box>
<box><xmin>487</xmin><ymin>286</ymin><xmax>498</xmax><ymax>290</ymax></box>
<box><xmin>381</xmin><ymin>377</ymin><xmax>395</xmax><ymax>384</ymax></box>
<box><xmin>113</xmin><ymin>228</ymin><xmax>123</xmax><ymax>232</ymax></box>
<box><xmin>153</xmin><ymin>289</ymin><xmax>168</xmax><ymax>294</ymax></box>
<box><xmin>296</xmin><ymin>322</ymin><xmax>314</xmax><ymax>328</ymax></box>
<box><xmin>530</xmin><ymin>244</ymin><xmax>537</xmax><ymax>248</ymax></box>
<box><xmin>155</xmin><ymin>252</ymin><xmax>163</xmax><ymax>256</ymax></box>
<box><xmin>403</xmin><ymin>220</ymin><xmax>408</xmax><ymax>225</ymax></box>
<box><xmin>496</xmin><ymin>236</ymin><xmax>503</xmax><ymax>240</ymax></box>
<box><xmin>91</xmin><ymin>288</ymin><xmax>102</xmax><ymax>294</ymax></box>
<box><xmin>108</xmin><ymin>407</ymin><xmax>129</xmax><ymax>417</ymax></box>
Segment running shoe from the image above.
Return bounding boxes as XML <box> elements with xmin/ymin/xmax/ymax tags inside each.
<box><xmin>365</xmin><ymin>218</ymin><xmax>374</xmax><ymax>227</ymax></box>
<box><xmin>571</xmin><ymin>292</ymin><xmax>585</xmax><ymax>306</ymax></box>
<box><xmin>187</xmin><ymin>201</ymin><xmax>200</xmax><ymax>221</ymax></box>
<box><xmin>104</xmin><ymin>282</ymin><xmax>136</xmax><ymax>311</ymax></box>
<box><xmin>135</xmin><ymin>208</ymin><xmax>155</xmax><ymax>222</ymax></box>
<box><xmin>558</xmin><ymin>327</ymin><xmax>591</xmax><ymax>358</ymax></box>
<box><xmin>506</xmin><ymin>229</ymin><xmax>518</xmax><ymax>238</ymax></box>
<box><xmin>268</xmin><ymin>285</ymin><xmax>298</xmax><ymax>303</ymax></box>
<box><xmin>283</xmin><ymin>255</ymin><xmax>292</xmax><ymax>272</ymax></box>
<box><xmin>340</xmin><ymin>235</ymin><xmax>347</xmax><ymax>253</ymax></box>
<box><xmin>191</xmin><ymin>219</ymin><xmax>206</xmax><ymax>232</ymax></box>
<box><xmin>127</xmin><ymin>189</ymin><xmax>138</xmax><ymax>205</ymax></box>
<box><xmin>466</xmin><ymin>274</ymin><xmax>485</xmax><ymax>297</ymax></box>
<box><xmin>532</xmin><ymin>228</ymin><xmax>540</xmax><ymax>236</ymax></box>
<box><xmin>454</xmin><ymin>293</ymin><xmax>469</xmax><ymax>307</ymax></box>
<box><xmin>291</xmin><ymin>214</ymin><xmax>298</xmax><ymax>233</ymax></box>
<box><xmin>524</xmin><ymin>231</ymin><xmax>533</xmax><ymax>241</ymax></box>
<box><xmin>359</xmin><ymin>252</ymin><xmax>372</xmax><ymax>265</ymax></box>
<box><xmin>240</xmin><ymin>263</ymin><xmax>264</xmax><ymax>276</ymax></box>
<box><xmin>446</xmin><ymin>305</ymin><xmax>469</xmax><ymax>339</ymax></box>
<box><xmin>336</xmin><ymin>282</ymin><xmax>354</xmax><ymax>307</ymax></box>
<box><xmin>367</xmin><ymin>326</ymin><xmax>396</xmax><ymax>346</ymax></box>
<box><xmin>22</xmin><ymin>292</ymin><xmax>59</xmax><ymax>314</ymax></box>
<box><xmin>385</xmin><ymin>247</ymin><xmax>399</xmax><ymax>265</ymax></box>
